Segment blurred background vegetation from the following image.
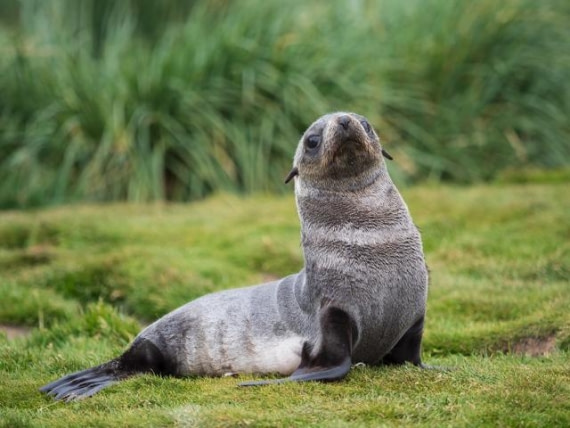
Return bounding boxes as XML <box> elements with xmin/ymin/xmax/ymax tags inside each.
<box><xmin>0</xmin><ymin>0</ymin><xmax>569</xmax><ymax>209</ymax></box>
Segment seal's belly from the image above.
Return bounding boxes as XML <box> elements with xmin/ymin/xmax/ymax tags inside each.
<box><xmin>184</xmin><ymin>335</ymin><xmax>304</xmax><ymax>376</ymax></box>
<box><xmin>232</xmin><ymin>336</ymin><xmax>304</xmax><ymax>375</ymax></box>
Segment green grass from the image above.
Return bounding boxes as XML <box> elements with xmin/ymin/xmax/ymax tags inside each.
<box><xmin>1</xmin><ymin>183</ymin><xmax>569</xmax><ymax>427</ymax></box>
<box><xmin>1</xmin><ymin>0</ymin><xmax>569</xmax><ymax>208</ymax></box>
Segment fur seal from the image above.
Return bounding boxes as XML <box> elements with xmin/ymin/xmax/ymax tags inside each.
<box><xmin>40</xmin><ymin>112</ymin><xmax>429</xmax><ymax>401</ymax></box>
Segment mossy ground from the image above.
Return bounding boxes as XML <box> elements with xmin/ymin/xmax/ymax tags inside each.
<box><xmin>1</xmin><ymin>183</ymin><xmax>569</xmax><ymax>427</ymax></box>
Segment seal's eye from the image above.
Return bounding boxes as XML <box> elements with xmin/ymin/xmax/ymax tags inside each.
<box><xmin>306</xmin><ymin>135</ymin><xmax>321</xmax><ymax>150</ymax></box>
<box><xmin>360</xmin><ymin>120</ymin><xmax>372</xmax><ymax>135</ymax></box>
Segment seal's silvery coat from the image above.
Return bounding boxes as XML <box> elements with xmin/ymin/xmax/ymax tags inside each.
<box><xmin>40</xmin><ymin>112</ymin><xmax>429</xmax><ymax>400</ymax></box>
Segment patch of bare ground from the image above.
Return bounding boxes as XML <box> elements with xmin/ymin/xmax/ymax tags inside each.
<box><xmin>510</xmin><ymin>336</ymin><xmax>557</xmax><ymax>357</ymax></box>
<box><xmin>0</xmin><ymin>325</ymin><xmax>32</xmax><ymax>340</ymax></box>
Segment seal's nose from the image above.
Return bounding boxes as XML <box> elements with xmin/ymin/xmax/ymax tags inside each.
<box><xmin>338</xmin><ymin>115</ymin><xmax>351</xmax><ymax>130</ymax></box>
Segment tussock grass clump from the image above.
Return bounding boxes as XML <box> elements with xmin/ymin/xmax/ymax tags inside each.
<box><xmin>0</xmin><ymin>0</ymin><xmax>569</xmax><ymax>208</ymax></box>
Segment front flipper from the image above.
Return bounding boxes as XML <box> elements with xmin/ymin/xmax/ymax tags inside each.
<box><xmin>240</xmin><ymin>306</ymin><xmax>355</xmax><ymax>386</ymax></box>
<box><xmin>381</xmin><ymin>316</ymin><xmax>424</xmax><ymax>366</ymax></box>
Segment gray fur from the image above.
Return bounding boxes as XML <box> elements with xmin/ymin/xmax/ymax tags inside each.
<box><xmin>41</xmin><ymin>112</ymin><xmax>428</xmax><ymax>400</ymax></box>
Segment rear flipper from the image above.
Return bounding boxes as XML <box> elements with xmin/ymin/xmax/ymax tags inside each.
<box><xmin>240</xmin><ymin>306</ymin><xmax>355</xmax><ymax>386</ymax></box>
<box><xmin>40</xmin><ymin>337</ymin><xmax>175</xmax><ymax>401</ymax></box>
<box><xmin>39</xmin><ymin>361</ymin><xmax>121</xmax><ymax>402</ymax></box>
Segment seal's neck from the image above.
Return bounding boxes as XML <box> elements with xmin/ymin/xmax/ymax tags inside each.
<box><xmin>295</xmin><ymin>166</ymin><xmax>407</xmax><ymax>228</ymax></box>
<box><xmin>295</xmin><ymin>167</ymin><xmax>416</xmax><ymax>277</ymax></box>
<box><xmin>296</xmin><ymin>162</ymin><xmax>388</xmax><ymax>195</ymax></box>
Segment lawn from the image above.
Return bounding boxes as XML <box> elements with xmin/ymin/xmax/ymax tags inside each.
<box><xmin>0</xmin><ymin>183</ymin><xmax>569</xmax><ymax>427</ymax></box>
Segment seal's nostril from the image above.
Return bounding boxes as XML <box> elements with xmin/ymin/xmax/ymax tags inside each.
<box><xmin>338</xmin><ymin>115</ymin><xmax>350</xmax><ymax>130</ymax></box>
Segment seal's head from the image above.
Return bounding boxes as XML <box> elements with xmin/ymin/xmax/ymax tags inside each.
<box><xmin>285</xmin><ymin>112</ymin><xmax>392</xmax><ymax>191</ymax></box>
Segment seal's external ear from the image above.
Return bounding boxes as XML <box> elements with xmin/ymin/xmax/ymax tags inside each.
<box><xmin>382</xmin><ymin>149</ymin><xmax>393</xmax><ymax>161</ymax></box>
<box><xmin>284</xmin><ymin>167</ymin><xmax>299</xmax><ymax>184</ymax></box>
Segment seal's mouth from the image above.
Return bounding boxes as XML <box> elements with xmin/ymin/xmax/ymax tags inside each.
<box><xmin>330</xmin><ymin>133</ymin><xmax>374</xmax><ymax>163</ymax></box>
<box><xmin>333</xmin><ymin>139</ymin><xmax>366</xmax><ymax>156</ymax></box>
